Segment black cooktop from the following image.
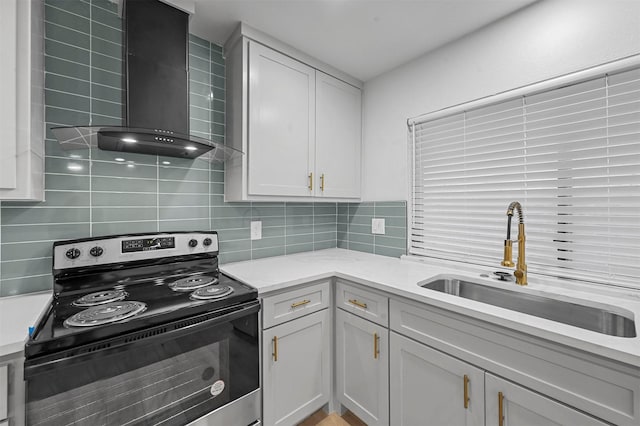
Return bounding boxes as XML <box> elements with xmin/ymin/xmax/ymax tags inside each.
<box><xmin>25</xmin><ymin>257</ymin><xmax>257</xmax><ymax>360</ymax></box>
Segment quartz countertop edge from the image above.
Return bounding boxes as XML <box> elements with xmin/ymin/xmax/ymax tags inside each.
<box><xmin>221</xmin><ymin>248</ymin><xmax>640</xmax><ymax>368</ymax></box>
<box><xmin>0</xmin><ymin>292</ymin><xmax>52</xmax><ymax>358</ymax></box>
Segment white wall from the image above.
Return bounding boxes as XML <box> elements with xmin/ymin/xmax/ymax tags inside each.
<box><xmin>362</xmin><ymin>0</ymin><xmax>640</xmax><ymax>201</ymax></box>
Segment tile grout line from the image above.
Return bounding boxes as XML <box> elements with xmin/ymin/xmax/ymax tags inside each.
<box><xmin>209</xmin><ymin>39</ymin><xmax>213</xmax><ymax>235</ymax></box>
<box><xmin>373</xmin><ymin>202</ymin><xmax>377</xmax><ymax>255</ymax></box>
<box><xmin>312</xmin><ymin>202</ymin><xmax>315</xmax><ymax>251</ymax></box>
<box><xmin>347</xmin><ymin>203</ymin><xmax>351</xmax><ymax>251</ymax></box>
<box><xmin>88</xmin><ymin>3</ymin><xmax>93</xmax><ymax>237</ymax></box>
<box><xmin>336</xmin><ymin>203</ymin><xmax>339</xmax><ymax>248</ymax></box>
<box><xmin>250</xmin><ymin>202</ymin><xmax>254</xmax><ymax>259</ymax></box>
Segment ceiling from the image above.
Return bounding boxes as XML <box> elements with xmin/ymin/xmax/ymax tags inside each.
<box><xmin>181</xmin><ymin>0</ymin><xmax>538</xmax><ymax>82</ymax></box>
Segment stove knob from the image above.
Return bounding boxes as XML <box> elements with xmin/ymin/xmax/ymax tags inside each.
<box><xmin>188</xmin><ymin>239</ymin><xmax>198</xmax><ymax>248</ymax></box>
<box><xmin>203</xmin><ymin>238</ymin><xmax>212</xmax><ymax>247</ymax></box>
<box><xmin>89</xmin><ymin>246</ymin><xmax>104</xmax><ymax>257</ymax></box>
<box><xmin>66</xmin><ymin>248</ymin><xmax>81</xmax><ymax>260</ymax></box>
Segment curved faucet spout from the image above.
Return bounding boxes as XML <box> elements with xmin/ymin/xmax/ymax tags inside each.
<box><xmin>507</xmin><ymin>201</ymin><xmax>524</xmax><ymax>223</ymax></box>
<box><xmin>501</xmin><ymin>201</ymin><xmax>527</xmax><ymax>285</ymax></box>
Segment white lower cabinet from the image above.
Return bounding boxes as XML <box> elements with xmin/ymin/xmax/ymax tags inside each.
<box><xmin>335</xmin><ymin>308</ymin><xmax>389</xmax><ymax>426</ymax></box>
<box><xmin>390</xmin><ymin>332</ymin><xmax>484</xmax><ymax>426</ymax></box>
<box><xmin>485</xmin><ymin>373</ymin><xmax>608</xmax><ymax>426</ymax></box>
<box><xmin>390</xmin><ymin>332</ymin><xmax>608</xmax><ymax>426</ymax></box>
<box><xmin>0</xmin><ymin>364</ymin><xmax>7</xmax><ymax>424</ymax></box>
<box><xmin>262</xmin><ymin>308</ymin><xmax>330</xmax><ymax>426</ymax></box>
<box><xmin>258</xmin><ymin>281</ymin><xmax>636</xmax><ymax>426</ymax></box>
<box><xmin>0</xmin><ymin>354</ymin><xmax>25</xmax><ymax>426</ymax></box>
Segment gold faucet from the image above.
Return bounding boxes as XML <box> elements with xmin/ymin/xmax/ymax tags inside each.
<box><xmin>501</xmin><ymin>201</ymin><xmax>527</xmax><ymax>285</ymax></box>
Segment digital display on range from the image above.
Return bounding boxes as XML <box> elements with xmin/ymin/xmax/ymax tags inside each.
<box><xmin>122</xmin><ymin>237</ymin><xmax>175</xmax><ymax>253</ymax></box>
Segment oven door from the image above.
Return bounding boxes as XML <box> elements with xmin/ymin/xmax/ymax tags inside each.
<box><xmin>24</xmin><ymin>300</ymin><xmax>260</xmax><ymax>426</ymax></box>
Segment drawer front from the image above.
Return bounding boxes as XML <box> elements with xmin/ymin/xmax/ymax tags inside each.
<box><xmin>262</xmin><ymin>280</ymin><xmax>330</xmax><ymax>329</ymax></box>
<box><xmin>336</xmin><ymin>280</ymin><xmax>388</xmax><ymax>327</ymax></box>
<box><xmin>390</xmin><ymin>298</ymin><xmax>640</xmax><ymax>426</ymax></box>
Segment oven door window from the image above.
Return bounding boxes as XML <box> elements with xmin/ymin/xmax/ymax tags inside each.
<box><xmin>26</xmin><ymin>309</ymin><xmax>259</xmax><ymax>426</ymax></box>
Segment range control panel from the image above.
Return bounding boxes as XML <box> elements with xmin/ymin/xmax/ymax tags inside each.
<box><xmin>54</xmin><ymin>232</ymin><xmax>219</xmax><ymax>271</ymax></box>
<box><xmin>122</xmin><ymin>237</ymin><xmax>176</xmax><ymax>253</ymax></box>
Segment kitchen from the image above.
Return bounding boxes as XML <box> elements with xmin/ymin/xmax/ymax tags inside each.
<box><xmin>1</xmin><ymin>0</ymin><xmax>639</xmax><ymax>425</ymax></box>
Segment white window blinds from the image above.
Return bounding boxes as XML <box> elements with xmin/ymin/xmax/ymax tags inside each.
<box><xmin>409</xmin><ymin>64</ymin><xmax>640</xmax><ymax>289</ymax></box>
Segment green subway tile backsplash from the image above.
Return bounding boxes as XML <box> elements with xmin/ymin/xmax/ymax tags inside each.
<box><xmin>337</xmin><ymin>201</ymin><xmax>408</xmax><ymax>257</ymax></box>
<box><xmin>0</xmin><ymin>1</ymin><xmax>408</xmax><ymax>297</ymax></box>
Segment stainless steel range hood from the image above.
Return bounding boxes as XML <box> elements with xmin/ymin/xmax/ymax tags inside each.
<box><xmin>52</xmin><ymin>0</ymin><xmax>240</xmax><ymax>163</ymax></box>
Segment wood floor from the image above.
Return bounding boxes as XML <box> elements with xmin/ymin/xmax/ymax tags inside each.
<box><xmin>297</xmin><ymin>409</ymin><xmax>367</xmax><ymax>426</ymax></box>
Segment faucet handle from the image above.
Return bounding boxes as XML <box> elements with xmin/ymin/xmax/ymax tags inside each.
<box><xmin>501</xmin><ymin>239</ymin><xmax>515</xmax><ymax>267</ymax></box>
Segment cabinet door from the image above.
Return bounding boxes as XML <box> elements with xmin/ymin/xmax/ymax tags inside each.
<box><xmin>335</xmin><ymin>309</ymin><xmax>389</xmax><ymax>426</ymax></box>
<box><xmin>486</xmin><ymin>373</ymin><xmax>607</xmax><ymax>426</ymax></box>
<box><xmin>315</xmin><ymin>72</ymin><xmax>361</xmax><ymax>198</ymax></box>
<box><xmin>390</xmin><ymin>332</ymin><xmax>484</xmax><ymax>426</ymax></box>
<box><xmin>1</xmin><ymin>0</ymin><xmax>44</xmax><ymax>201</ymax></box>
<box><xmin>0</xmin><ymin>0</ymin><xmax>18</xmax><ymax>191</ymax></box>
<box><xmin>262</xmin><ymin>309</ymin><xmax>330</xmax><ymax>426</ymax></box>
<box><xmin>248</xmin><ymin>41</ymin><xmax>316</xmax><ymax>197</ymax></box>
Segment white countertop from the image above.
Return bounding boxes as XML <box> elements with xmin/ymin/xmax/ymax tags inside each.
<box><xmin>0</xmin><ymin>292</ymin><xmax>51</xmax><ymax>358</ymax></box>
<box><xmin>221</xmin><ymin>248</ymin><xmax>640</xmax><ymax>368</ymax></box>
<box><xmin>2</xmin><ymin>249</ymin><xmax>638</xmax><ymax>366</ymax></box>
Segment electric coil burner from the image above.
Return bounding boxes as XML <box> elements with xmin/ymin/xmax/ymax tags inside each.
<box><xmin>64</xmin><ymin>301</ymin><xmax>147</xmax><ymax>327</ymax></box>
<box><xmin>24</xmin><ymin>231</ymin><xmax>260</xmax><ymax>426</ymax></box>
<box><xmin>169</xmin><ymin>275</ymin><xmax>219</xmax><ymax>291</ymax></box>
<box><xmin>192</xmin><ymin>285</ymin><xmax>234</xmax><ymax>300</ymax></box>
<box><xmin>72</xmin><ymin>289</ymin><xmax>128</xmax><ymax>307</ymax></box>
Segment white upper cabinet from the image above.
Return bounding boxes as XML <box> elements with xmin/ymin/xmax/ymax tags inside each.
<box><xmin>0</xmin><ymin>0</ymin><xmax>44</xmax><ymax>201</ymax></box>
<box><xmin>315</xmin><ymin>72</ymin><xmax>361</xmax><ymax>198</ymax></box>
<box><xmin>248</xmin><ymin>42</ymin><xmax>316</xmax><ymax>197</ymax></box>
<box><xmin>224</xmin><ymin>25</ymin><xmax>362</xmax><ymax>202</ymax></box>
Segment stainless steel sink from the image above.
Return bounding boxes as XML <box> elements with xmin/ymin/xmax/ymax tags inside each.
<box><xmin>420</xmin><ymin>277</ymin><xmax>636</xmax><ymax>338</ymax></box>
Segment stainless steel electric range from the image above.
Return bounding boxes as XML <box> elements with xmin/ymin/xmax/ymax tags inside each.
<box><xmin>24</xmin><ymin>231</ymin><xmax>260</xmax><ymax>426</ymax></box>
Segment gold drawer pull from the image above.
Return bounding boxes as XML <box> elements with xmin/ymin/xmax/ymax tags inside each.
<box><xmin>308</xmin><ymin>173</ymin><xmax>313</xmax><ymax>191</ymax></box>
<box><xmin>373</xmin><ymin>332</ymin><xmax>379</xmax><ymax>359</ymax></box>
<box><xmin>320</xmin><ymin>173</ymin><xmax>325</xmax><ymax>192</ymax></box>
<box><xmin>498</xmin><ymin>392</ymin><xmax>504</xmax><ymax>426</ymax></box>
<box><xmin>463</xmin><ymin>375</ymin><xmax>470</xmax><ymax>409</ymax></box>
<box><xmin>348</xmin><ymin>299</ymin><xmax>367</xmax><ymax>309</ymax></box>
<box><xmin>291</xmin><ymin>299</ymin><xmax>311</xmax><ymax>308</ymax></box>
<box><xmin>272</xmin><ymin>336</ymin><xmax>278</xmax><ymax>362</ymax></box>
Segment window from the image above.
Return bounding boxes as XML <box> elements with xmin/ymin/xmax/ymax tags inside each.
<box><xmin>408</xmin><ymin>60</ymin><xmax>640</xmax><ymax>289</ymax></box>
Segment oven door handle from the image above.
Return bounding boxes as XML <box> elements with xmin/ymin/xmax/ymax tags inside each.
<box><xmin>25</xmin><ymin>300</ymin><xmax>260</xmax><ymax>378</ymax></box>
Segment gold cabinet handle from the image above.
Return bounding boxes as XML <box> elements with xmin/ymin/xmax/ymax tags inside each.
<box><xmin>320</xmin><ymin>173</ymin><xmax>325</xmax><ymax>192</ymax></box>
<box><xmin>272</xmin><ymin>336</ymin><xmax>278</xmax><ymax>362</ymax></box>
<box><xmin>308</xmin><ymin>172</ymin><xmax>313</xmax><ymax>191</ymax></box>
<box><xmin>463</xmin><ymin>375</ymin><xmax>470</xmax><ymax>409</ymax></box>
<box><xmin>348</xmin><ymin>299</ymin><xmax>367</xmax><ymax>309</ymax></box>
<box><xmin>498</xmin><ymin>392</ymin><xmax>504</xmax><ymax>426</ymax></box>
<box><xmin>291</xmin><ymin>299</ymin><xmax>310</xmax><ymax>308</ymax></box>
<box><xmin>373</xmin><ymin>332</ymin><xmax>379</xmax><ymax>359</ymax></box>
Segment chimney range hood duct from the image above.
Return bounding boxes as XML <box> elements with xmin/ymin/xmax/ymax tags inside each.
<box><xmin>51</xmin><ymin>0</ymin><xmax>241</xmax><ymax>162</ymax></box>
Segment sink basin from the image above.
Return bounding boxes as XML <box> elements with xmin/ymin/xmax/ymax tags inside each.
<box><xmin>420</xmin><ymin>277</ymin><xmax>636</xmax><ymax>338</ymax></box>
